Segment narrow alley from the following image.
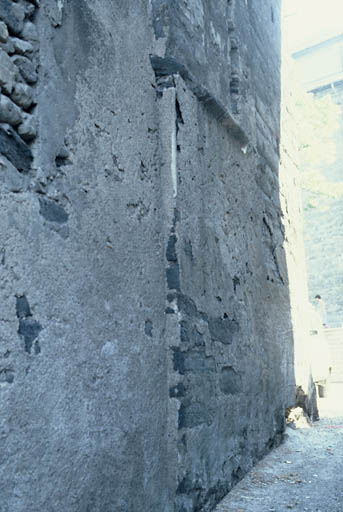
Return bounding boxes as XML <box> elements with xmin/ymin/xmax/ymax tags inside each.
<box><xmin>214</xmin><ymin>384</ymin><xmax>343</xmax><ymax>512</ymax></box>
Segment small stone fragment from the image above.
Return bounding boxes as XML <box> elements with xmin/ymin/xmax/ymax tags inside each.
<box><xmin>11</xmin><ymin>37</ymin><xmax>33</xmax><ymax>56</ymax></box>
<box><xmin>11</xmin><ymin>55</ymin><xmax>37</xmax><ymax>83</ymax></box>
<box><xmin>0</xmin><ymin>21</ymin><xmax>8</xmax><ymax>43</ymax></box>
<box><xmin>18</xmin><ymin>113</ymin><xmax>37</xmax><ymax>141</ymax></box>
<box><xmin>0</xmin><ymin>94</ymin><xmax>22</xmax><ymax>126</ymax></box>
<box><xmin>11</xmin><ymin>82</ymin><xmax>34</xmax><ymax>109</ymax></box>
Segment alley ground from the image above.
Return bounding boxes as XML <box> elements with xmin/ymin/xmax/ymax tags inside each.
<box><xmin>214</xmin><ymin>383</ymin><xmax>343</xmax><ymax>512</ymax></box>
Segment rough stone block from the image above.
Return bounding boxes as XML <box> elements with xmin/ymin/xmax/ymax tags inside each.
<box><xmin>0</xmin><ymin>154</ymin><xmax>29</xmax><ymax>192</ymax></box>
<box><xmin>0</xmin><ymin>21</ymin><xmax>8</xmax><ymax>43</ymax></box>
<box><xmin>23</xmin><ymin>2</ymin><xmax>36</xmax><ymax>18</ymax></box>
<box><xmin>0</xmin><ymin>48</ymin><xmax>17</xmax><ymax>94</ymax></box>
<box><xmin>11</xmin><ymin>55</ymin><xmax>37</xmax><ymax>83</ymax></box>
<box><xmin>11</xmin><ymin>37</ymin><xmax>34</xmax><ymax>56</ymax></box>
<box><xmin>18</xmin><ymin>317</ymin><xmax>42</xmax><ymax>353</ymax></box>
<box><xmin>0</xmin><ymin>123</ymin><xmax>32</xmax><ymax>173</ymax></box>
<box><xmin>0</xmin><ymin>0</ymin><xmax>25</xmax><ymax>36</ymax></box>
<box><xmin>178</xmin><ymin>402</ymin><xmax>213</xmax><ymax>429</ymax></box>
<box><xmin>16</xmin><ymin>295</ymin><xmax>32</xmax><ymax>319</ymax></box>
<box><xmin>0</xmin><ymin>38</ymin><xmax>15</xmax><ymax>55</ymax></box>
<box><xmin>208</xmin><ymin>316</ymin><xmax>239</xmax><ymax>344</ymax></box>
<box><xmin>0</xmin><ymin>94</ymin><xmax>22</xmax><ymax>125</ymax></box>
<box><xmin>166</xmin><ymin>234</ymin><xmax>178</xmax><ymax>262</ymax></box>
<box><xmin>39</xmin><ymin>197</ymin><xmax>69</xmax><ymax>224</ymax></box>
<box><xmin>166</xmin><ymin>262</ymin><xmax>180</xmax><ymax>290</ymax></box>
<box><xmin>219</xmin><ymin>366</ymin><xmax>242</xmax><ymax>395</ymax></box>
<box><xmin>21</xmin><ymin>21</ymin><xmax>39</xmax><ymax>42</ymax></box>
<box><xmin>17</xmin><ymin>112</ymin><xmax>37</xmax><ymax>140</ymax></box>
<box><xmin>11</xmin><ymin>82</ymin><xmax>34</xmax><ymax>109</ymax></box>
<box><xmin>183</xmin><ymin>350</ymin><xmax>216</xmax><ymax>373</ymax></box>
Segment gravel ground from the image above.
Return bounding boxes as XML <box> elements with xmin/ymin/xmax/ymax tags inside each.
<box><xmin>214</xmin><ymin>383</ymin><xmax>343</xmax><ymax>512</ymax></box>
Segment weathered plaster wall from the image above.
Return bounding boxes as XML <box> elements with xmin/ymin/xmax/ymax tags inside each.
<box><xmin>0</xmin><ymin>2</ymin><xmax>168</xmax><ymax>511</ymax></box>
<box><xmin>154</xmin><ymin>2</ymin><xmax>296</xmax><ymax>510</ymax></box>
<box><xmin>0</xmin><ymin>1</ymin><xmax>300</xmax><ymax>511</ymax></box>
<box><xmin>166</xmin><ymin>78</ymin><xmax>293</xmax><ymax>512</ymax></box>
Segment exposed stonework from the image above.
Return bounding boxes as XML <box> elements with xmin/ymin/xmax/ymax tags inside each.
<box><xmin>0</xmin><ymin>1</ymin><xmax>308</xmax><ymax>511</ymax></box>
<box><xmin>0</xmin><ymin>0</ymin><xmax>38</xmax><ymax>183</ymax></box>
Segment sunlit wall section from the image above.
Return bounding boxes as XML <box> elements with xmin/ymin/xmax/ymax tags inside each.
<box><xmin>280</xmin><ymin>8</ymin><xmax>317</xmax><ymax>414</ymax></box>
<box><xmin>293</xmin><ymin>36</ymin><xmax>343</xmax><ymax>327</ymax></box>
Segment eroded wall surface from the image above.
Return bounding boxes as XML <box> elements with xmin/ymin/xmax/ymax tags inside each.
<box><xmin>155</xmin><ymin>2</ymin><xmax>295</xmax><ymax>510</ymax></box>
<box><xmin>0</xmin><ymin>2</ymin><xmax>168</xmax><ymax>511</ymax></box>
<box><xmin>0</xmin><ymin>1</ymin><xmax>297</xmax><ymax>511</ymax></box>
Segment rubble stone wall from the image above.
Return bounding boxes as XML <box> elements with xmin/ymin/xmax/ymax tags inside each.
<box><xmin>0</xmin><ymin>0</ymin><xmax>38</xmax><ymax>181</ymax></box>
<box><xmin>0</xmin><ymin>2</ymin><xmax>302</xmax><ymax>511</ymax></box>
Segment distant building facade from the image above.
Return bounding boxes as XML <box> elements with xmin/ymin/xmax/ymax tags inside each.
<box><xmin>293</xmin><ymin>35</ymin><xmax>343</xmax><ymax>327</ymax></box>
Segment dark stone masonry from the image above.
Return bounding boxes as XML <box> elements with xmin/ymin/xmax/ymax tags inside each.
<box><xmin>0</xmin><ymin>0</ymin><xmax>37</xmax><ymax>174</ymax></box>
<box><xmin>0</xmin><ymin>1</ymin><xmax>311</xmax><ymax>511</ymax></box>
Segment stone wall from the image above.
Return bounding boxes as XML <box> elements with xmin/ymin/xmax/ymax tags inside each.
<box><xmin>0</xmin><ymin>1</ymin><xmax>302</xmax><ymax>511</ymax></box>
<box><xmin>0</xmin><ymin>0</ymin><xmax>38</xmax><ymax>182</ymax></box>
<box><xmin>0</xmin><ymin>2</ymin><xmax>169</xmax><ymax>511</ymax></box>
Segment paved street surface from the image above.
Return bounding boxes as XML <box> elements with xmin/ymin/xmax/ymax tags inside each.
<box><xmin>214</xmin><ymin>383</ymin><xmax>343</xmax><ymax>512</ymax></box>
